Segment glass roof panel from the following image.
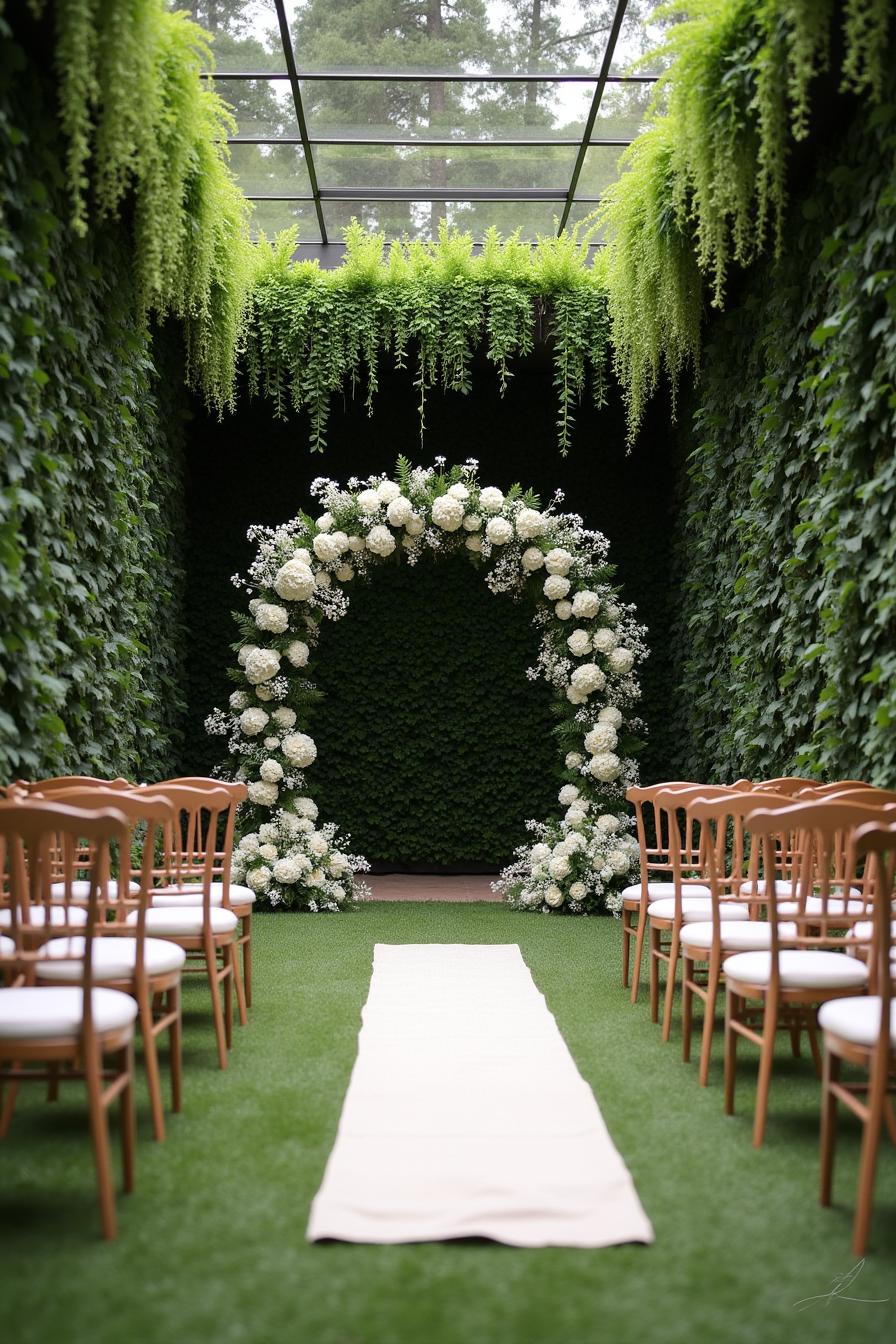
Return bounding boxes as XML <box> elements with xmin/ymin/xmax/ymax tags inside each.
<box><xmin>312</xmin><ymin>143</ymin><xmax>580</xmax><ymax>193</ymax></box>
<box><xmin>190</xmin><ymin>1</ymin><xmax>285</xmax><ymax>72</ymax></box>
<box><xmin>227</xmin><ymin>142</ymin><xmax>313</xmax><ymax>196</ymax></box>
<box><xmin>610</xmin><ymin>3</ymin><xmax>667</xmax><ymax>76</ymax></box>
<box><xmin>589</xmin><ymin>80</ymin><xmax>657</xmax><ymax>140</ymax></box>
<box><xmin>248</xmin><ymin>199</ymin><xmax>322</xmax><ymax>242</ymax></box>
<box><xmin>323</xmin><ymin>199</ymin><xmax>564</xmax><ymax>243</ymax></box>
<box><xmin>213</xmin><ymin>78</ymin><xmax>296</xmax><ymax>137</ymax></box>
<box><xmin>574</xmin><ymin>144</ymin><xmax>627</xmax><ymax>200</ymax></box>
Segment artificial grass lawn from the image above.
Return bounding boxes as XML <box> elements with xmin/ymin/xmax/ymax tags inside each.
<box><xmin>2</xmin><ymin>904</ymin><xmax>894</xmax><ymax>1344</ymax></box>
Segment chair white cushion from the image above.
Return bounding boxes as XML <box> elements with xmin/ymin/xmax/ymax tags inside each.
<box><xmin>818</xmin><ymin>995</ymin><xmax>896</xmax><ymax>1048</ymax></box>
<box><xmin>35</xmin><ymin>936</ymin><xmax>186</xmax><ymax>982</ymax></box>
<box><xmin>778</xmin><ymin>895</ymin><xmax>867</xmax><ymax>918</ymax></box>
<box><xmin>847</xmin><ymin>919</ymin><xmax>896</xmax><ymax>943</ymax></box>
<box><xmin>0</xmin><ymin>935</ymin><xmax>15</xmax><ymax>958</ymax></box>
<box><xmin>127</xmin><ymin>907</ymin><xmax>238</xmax><ymax>936</ymax></box>
<box><xmin>738</xmin><ymin>880</ymin><xmax>797</xmax><ymax>898</ymax></box>
<box><xmin>0</xmin><ymin>905</ymin><xmax>88</xmax><ymax>929</ymax></box>
<box><xmin>621</xmin><ymin>882</ymin><xmax>710</xmax><ymax>906</ymax></box>
<box><xmin>49</xmin><ymin>879</ymin><xmax>138</xmax><ymax>903</ymax></box>
<box><xmin>648</xmin><ymin>898</ymin><xmax>750</xmax><ymax>923</ymax></box>
<box><xmin>723</xmin><ymin>950</ymin><xmax>870</xmax><ymax>990</ymax></box>
<box><xmin>151</xmin><ymin>882</ymin><xmax>257</xmax><ymax>908</ymax></box>
<box><xmin>0</xmin><ymin>986</ymin><xmax>138</xmax><ymax>1039</ymax></box>
<box><xmin>680</xmin><ymin>921</ymin><xmax>798</xmax><ymax>952</ymax></box>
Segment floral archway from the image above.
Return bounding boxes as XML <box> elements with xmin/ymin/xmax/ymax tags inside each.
<box><xmin>206</xmin><ymin>459</ymin><xmax>648</xmax><ymax>914</ymax></box>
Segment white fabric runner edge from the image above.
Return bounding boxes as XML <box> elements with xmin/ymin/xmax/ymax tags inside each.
<box><xmin>307</xmin><ymin>943</ymin><xmax>654</xmax><ymax>1248</ymax></box>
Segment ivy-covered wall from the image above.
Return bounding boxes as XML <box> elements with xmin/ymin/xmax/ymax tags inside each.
<box><xmin>0</xmin><ymin>31</ymin><xmax>188</xmax><ymax>782</ymax></box>
<box><xmin>181</xmin><ymin>351</ymin><xmax>677</xmax><ymax>868</ymax></box>
<box><xmin>669</xmin><ymin>93</ymin><xmax>896</xmax><ymax>786</ymax></box>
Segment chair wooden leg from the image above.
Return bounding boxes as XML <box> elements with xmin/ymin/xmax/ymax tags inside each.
<box><xmin>621</xmin><ymin>909</ymin><xmax>632</xmax><ymax>988</ymax></box>
<box><xmin>788</xmin><ymin>1022</ymin><xmax>801</xmax><ymax>1057</ymax></box>
<box><xmin>699</xmin><ymin>959</ymin><xmax>721</xmax><ymax>1087</ymax></box>
<box><xmin>853</xmin><ymin>1054</ymin><xmax>888</xmax><ymax>1256</ymax></box>
<box><xmin>47</xmin><ymin>1063</ymin><xmax>61</xmax><ymax>1102</ymax></box>
<box><xmin>205</xmin><ymin>940</ymin><xmax>228</xmax><ymax>1070</ymax></box>
<box><xmin>753</xmin><ymin>996</ymin><xmax>776</xmax><ymax>1148</ymax></box>
<box><xmin>649</xmin><ymin>925</ymin><xmax>660</xmax><ymax>1023</ymax></box>
<box><xmin>724</xmin><ymin>989</ymin><xmax>737</xmax><ymax>1116</ymax></box>
<box><xmin>820</xmin><ymin>1046</ymin><xmax>838</xmax><ymax>1207</ymax></box>
<box><xmin>242</xmin><ymin>915</ymin><xmax>253</xmax><ymax>1008</ymax></box>
<box><xmin>169</xmin><ymin>984</ymin><xmax>182</xmax><ymax>1114</ymax></box>
<box><xmin>85</xmin><ymin>1043</ymin><xmax>116</xmax><ymax>1240</ymax></box>
<box><xmin>805</xmin><ymin>1013</ymin><xmax>823</xmax><ymax>1077</ymax></box>
<box><xmin>884</xmin><ymin>1095</ymin><xmax>896</xmax><ymax>1145</ymax></box>
<box><xmin>661</xmin><ymin>926</ymin><xmax>681</xmax><ymax>1042</ymax></box>
<box><xmin>140</xmin><ymin>993</ymin><xmax>166</xmax><ymax>1142</ymax></box>
<box><xmin>120</xmin><ymin>1041</ymin><xmax>136</xmax><ymax>1195</ymax></box>
<box><xmin>233</xmin><ymin>940</ymin><xmax>248</xmax><ymax>1028</ymax></box>
<box><xmin>681</xmin><ymin>956</ymin><xmax>693</xmax><ymax>1063</ymax></box>
<box><xmin>0</xmin><ymin>1075</ymin><xmax>20</xmax><ymax>1137</ymax></box>
<box><xmin>223</xmin><ymin>948</ymin><xmax>234</xmax><ymax>1050</ymax></box>
<box><xmin>631</xmin><ymin>910</ymin><xmax>648</xmax><ymax>1005</ymax></box>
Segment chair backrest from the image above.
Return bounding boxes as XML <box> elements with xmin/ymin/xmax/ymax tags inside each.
<box><xmin>754</xmin><ymin>776</ymin><xmax>817</xmax><ymax>795</ymax></box>
<box><xmin>20</xmin><ymin>776</ymin><xmax>134</xmax><ymax>795</ymax></box>
<box><xmin>153</xmin><ymin>778</ymin><xmax>248</xmax><ymax>896</ymax></box>
<box><xmin>137</xmin><ymin>784</ymin><xmax>232</xmax><ymax>915</ymax></box>
<box><xmin>0</xmin><ymin>800</ymin><xmax>130</xmax><ymax>998</ymax></box>
<box><xmin>687</xmin><ymin>791</ymin><xmax>798</xmax><ymax>930</ymax></box>
<box><xmin>815</xmin><ymin>787</ymin><xmax>896</xmax><ymax>807</ymax></box>
<box><xmin>811</xmin><ymin>780</ymin><xmax>874</xmax><ymax>795</ymax></box>
<box><xmin>854</xmin><ymin>820</ymin><xmax>895</xmax><ymax>1015</ymax></box>
<box><xmin>627</xmin><ymin>783</ymin><xmax>706</xmax><ymax>889</ymax></box>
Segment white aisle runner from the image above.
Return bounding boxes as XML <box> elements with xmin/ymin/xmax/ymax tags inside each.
<box><xmin>307</xmin><ymin>944</ymin><xmax>654</xmax><ymax>1248</ymax></box>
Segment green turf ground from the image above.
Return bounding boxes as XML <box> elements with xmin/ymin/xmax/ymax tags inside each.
<box><xmin>2</xmin><ymin>904</ymin><xmax>894</xmax><ymax>1344</ymax></box>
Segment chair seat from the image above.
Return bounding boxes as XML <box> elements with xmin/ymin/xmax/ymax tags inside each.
<box><xmin>0</xmin><ymin>986</ymin><xmax>138</xmax><ymax>1040</ymax></box>
<box><xmin>0</xmin><ymin>935</ymin><xmax>15</xmax><ymax>958</ymax></box>
<box><xmin>49</xmin><ymin>879</ymin><xmax>139</xmax><ymax>903</ymax></box>
<box><xmin>127</xmin><ymin>907</ymin><xmax>238</xmax><ymax>936</ymax></box>
<box><xmin>648</xmin><ymin>898</ymin><xmax>750</xmax><ymax>923</ymax></box>
<box><xmin>818</xmin><ymin>995</ymin><xmax>896</xmax><ymax>1048</ymax></box>
<box><xmin>35</xmin><ymin>936</ymin><xmax>186</xmax><ymax>982</ymax></box>
<box><xmin>0</xmin><ymin>905</ymin><xmax>88</xmax><ymax>929</ymax></box>
<box><xmin>680</xmin><ymin>920</ymin><xmax>798</xmax><ymax>952</ymax></box>
<box><xmin>778</xmin><ymin>895</ymin><xmax>867</xmax><ymax>918</ymax></box>
<box><xmin>737</xmin><ymin>879</ymin><xmax>797</xmax><ymax>898</ymax></box>
<box><xmin>621</xmin><ymin>881</ymin><xmax>710</xmax><ymax>907</ymax></box>
<box><xmin>151</xmin><ymin>882</ymin><xmax>257</xmax><ymax>909</ymax></box>
<box><xmin>723</xmin><ymin>949</ymin><xmax>870</xmax><ymax>991</ymax></box>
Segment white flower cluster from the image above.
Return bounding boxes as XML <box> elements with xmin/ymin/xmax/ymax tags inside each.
<box><xmin>232</xmin><ymin>810</ymin><xmax>371</xmax><ymax>913</ymax></box>
<box><xmin>209</xmin><ymin>459</ymin><xmax>648</xmax><ymax>914</ymax></box>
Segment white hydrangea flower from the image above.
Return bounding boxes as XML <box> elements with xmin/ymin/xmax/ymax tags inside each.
<box><xmin>377</xmin><ymin>480</ymin><xmax>400</xmax><ymax>503</ymax></box>
<box><xmin>255</xmin><ymin>687</ymin><xmax>273</xmax><ymax>702</ymax></box>
<box><xmin>558</xmin><ymin>784</ymin><xmax>580</xmax><ymax>806</ymax></box>
<box><xmin>544</xmin><ymin>548</ymin><xmax>573</xmax><ymax>576</ymax></box>
<box><xmin>272</xmin><ymin>706</ymin><xmax>297</xmax><ymax>729</ymax></box>
<box><xmin>567</xmin><ymin>685</ymin><xmax>588</xmax><ymax>704</ymax></box>
<box><xmin>239</xmin><ymin>707</ymin><xmax>269</xmax><ymax>737</ymax></box>
<box><xmin>259</xmin><ymin>843</ymin><xmax>279</xmax><ymax>862</ymax></box>
<box><xmin>555</xmin><ymin>600</ymin><xmax>573</xmax><ymax>620</ymax></box>
<box><xmin>307</xmin><ymin>868</ymin><xmax>324</xmax><ymax>888</ymax></box>
<box><xmin>386</xmin><ymin>496</ymin><xmax>413</xmax><ymax>526</ymax></box>
<box><xmin>563</xmin><ymin>830</ymin><xmax>586</xmax><ymax>852</ymax></box>
<box><xmin>331</xmin><ymin>884</ymin><xmax>346</xmax><ymax>903</ymax></box>
<box><xmin>293</xmin><ymin>797</ymin><xmax>318</xmax><ymax>819</ymax></box>
<box><xmin>567</xmin><ymin>628</ymin><xmax>591</xmax><ymax>656</ymax></box>
<box><xmin>548</xmin><ymin>854</ymin><xmax>570</xmax><ymax>879</ymax></box>
<box><xmin>263</xmin><ymin>736</ymin><xmax>280</xmax><ymax>750</ymax></box>
<box><xmin>357</xmin><ymin>488</ymin><xmax>380</xmax><ymax>513</ymax></box>
<box><xmin>530</xmin><ymin>843</ymin><xmax>550</xmax><ymax>862</ymax></box>
<box><xmin>246</xmin><ymin>865</ymin><xmax>271</xmax><ymax>892</ymax></box>
<box><xmin>293</xmin><ymin>548</ymin><xmax>313</xmax><ymax>566</ymax></box>
<box><xmin>230</xmin><ymin>691</ymin><xmax>249</xmax><ymax>710</ymax></box>
<box><xmin>238</xmin><ymin>834</ymin><xmax>260</xmax><ymax>854</ymax></box>
<box><xmin>258</xmin><ymin>823</ymin><xmax>277</xmax><ymax>841</ymax></box>
<box><xmin>329</xmin><ymin>852</ymin><xmax>348</xmax><ymax>876</ymax></box>
<box><xmin>254</xmin><ymin>602</ymin><xmax>289</xmax><ymax>633</ymax></box>
<box><xmin>248</xmin><ymin>780</ymin><xmax>279</xmax><ymax>806</ymax></box>
<box><xmin>273</xmin><ymin>857</ymin><xmax>303</xmax><ymax>884</ymax></box>
<box><xmin>465</xmin><ymin>534</ymin><xmax>482</xmax><ymax>553</ymax></box>
<box><xmin>462</xmin><ymin>514</ymin><xmax>481</xmax><ymax>532</ymax></box>
<box><xmin>237</xmin><ymin>644</ymin><xmax>258</xmax><ymax>667</ymax></box>
<box><xmin>260</xmin><ymin>759</ymin><xmax>284</xmax><ymax>784</ymax></box>
<box><xmin>274</xmin><ymin>558</ymin><xmax>315</xmax><ymax>601</ymax></box>
<box><xmin>516</xmin><ymin>507</ymin><xmax>544</xmax><ymax>539</ymax></box>
<box><xmin>248</xmin><ymin>598</ymin><xmax>262</xmax><ymax>615</ymax></box>
<box><xmin>315</xmin><ymin>570</ymin><xmax>332</xmax><ymax>589</ymax></box>
<box><xmin>584</xmin><ymin>723</ymin><xmax>618</xmax><ymax>754</ymax></box>
<box><xmin>543</xmin><ymin>574</ymin><xmax>570</xmax><ymax>600</ymax></box>
<box><xmin>565</xmin><ymin>751</ymin><xmax>584</xmax><ymax>769</ymax></box>
<box><xmin>608</xmin><ymin>647</ymin><xmax>635</xmax><ymax>674</ymax></box>
<box><xmin>281</xmin><ymin>733</ymin><xmax>317</xmax><ymax>768</ymax></box>
<box><xmin>431</xmin><ymin>495</ymin><xmax>464</xmax><ymax>531</ymax></box>
<box><xmin>285</xmin><ymin>640</ymin><xmax>309</xmax><ymax>668</ymax></box>
<box><xmin>570</xmin><ymin>663</ymin><xmax>605</xmax><ymax>694</ymax></box>
<box><xmin>244</xmin><ymin>648</ymin><xmax>281</xmax><ymax>684</ymax></box>
<box><xmin>331</xmin><ymin>531</ymin><xmax>349</xmax><ymax>554</ymax></box>
<box><xmin>347</xmin><ymin>534</ymin><xmax>366</xmax><ymax>552</ymax></box>
<box><xmin>591</xmin><ymin>627</ymin><xmax>618</xmax><ymax>654</ymax></box>
<box><xmin>485</xmin><ymin>517</ymin><xmax>512</xmax><ymax>545</ymax></box>
<box><xmin>313</xmin><ymin>532</ymin><xmax>341</xmax><ymax>563</ymax></box>
<box><xmin>479</xmin><ymin>486</ymin><xmax>504</xmax><ymax>513</ymax></box>
<box><xmin>609</xmin><ymin>849</ymin><xmax>631</xmax><ymax>874</ymax></box>
<box><xmin>589</xmin><ymin>751</ymin><xmax>621</xmax><ymax>782</ymax></box>
<box><xmin>606</xmin><ymin>602</ymin><xmax>620</xmax><ymax>621</ymax></box>
<box><xmin>405</xmin><ymin>514</ymin><xmax>425</xmax><ymax>537</ymax></box>
<box><xmin>596</xmin><ymin>813</ymin><xmax>620</xmax><ymax>833</ymax></box>
<box><xmin>569</xmin><ymin>881</ymin><xmax>587</xmax><ymax>900</ymax></box>
<box><xmin>316</xmin><ymin>512</ymin><xmax>333</xmax><ymax>532</ymax></box>
<box><xmin>308</xmin><ymin>831</ymin><xmax>329</xmax><ymax>857</ymax></box>
<box><xmin>571</xmin><ymin>589</ymin><xmax>600</xmax><ymax>618</ymax></box>
<box><xmin>367</xmin><ymin>524</ymin><xmax>396</xmax><ymax>556</ymax></box>
<box><xmin>335</xmin><ymin>563</ymin><xmax>355</xmax><ymax>582</ymax></box>
<box><xmin>598</xmin><ymin>706</ymin><xmax>623</xmax><ymax>728</ymax></box>
<box><xmin>521</xmin><ymin>546</ymin><xmax>544</xmax><ymax>572</ymax></box>
<box><xmin>545</xmin><ymin>885</ymin><xmax>565</xmax><ymax>908</ymax></box>
<box><xmin>294</xmin><ymin>817</ymin><xmax>314</xmax><ymax>834</ymax></box>
<box><xmin>447</xmin><ymin>483</ymin><xmax>469</xmax><ymax>501</ymax></box>
<box><xmin>566</xmin><ymin>806</ymin><xmax>588</xmax><ymax>828</ymax></box>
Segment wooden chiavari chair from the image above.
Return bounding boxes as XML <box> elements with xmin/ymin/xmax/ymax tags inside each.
<box><xmin>0</xmin><ymin>801</ymin><xmax>138</xmax><ymax>1239</ymax></box>
<box><xmin>819</xmin><ymin>819</ymin><xmax>896</xmax><ymax>1255</ymax></box>
<box><xmin>811</xmin><ymin>780</ymin><xmax>876</xmax><ymax>795</ymax></box>
<box><xmin>18</xmin><ymin>776</ymin><xmax>134</xmax><ymax>794</ymax></box>
<box><xmin>755</xmin><ymin>776</ymin><xmax>818</xmax><ymax>795</ymax></box>
<box><xmin>128</xmin><ymin>784</ymin><xmax>239</xmax><ymax>1070</ymax></box>
<box><xmin>146</xmin><ymin>778</ymin><xmax>253</xmax><ymax>1019</ymax></box>
<box><xmin>723</xmin><ymin>799</ymin><xmax>890</xmax><ymax>1146</ymax></box>
<box><xmin>32</xmin><ymin>788</ymin><xmax>184</xmax><ymax>1142</ymax></box>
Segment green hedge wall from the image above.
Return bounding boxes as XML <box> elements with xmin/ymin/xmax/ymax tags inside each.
<box><xmin>0</xmin><ymin>32</ymin><xmax>188</xmax><ymax>783</ymax></box>
<box><xmin>669</xmin><ymin>94</ymin><xmax>896</xmax><ymax>785</ymax></box>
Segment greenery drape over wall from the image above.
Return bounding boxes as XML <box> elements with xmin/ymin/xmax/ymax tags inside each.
<box><xmin>0</xmin><ymin>28</ymin><xmax>187</xmax><ymax>782</ymax></box>
<box><xmin>669</xmin><ymin>94</ymin><xmax>896</xmax><ymax>787</ymax></box>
